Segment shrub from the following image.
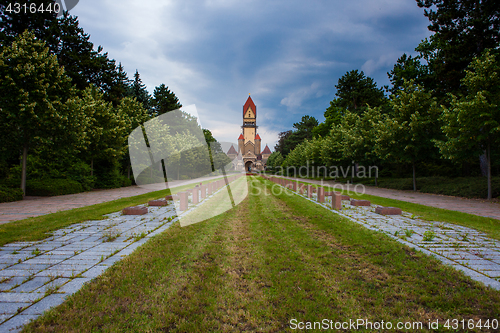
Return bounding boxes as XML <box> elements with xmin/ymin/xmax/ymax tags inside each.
<box><xmin>0</xmin><ymin>186</ymin><xmax>23</xmax><ymax>203</ymax></box>
<box><xmin>26</xmin><ymin>179</ymin><xmax>83</xmax><ymax>196</ymax></box>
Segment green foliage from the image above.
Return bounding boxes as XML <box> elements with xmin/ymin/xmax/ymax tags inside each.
<box><xmin>0</xmin><ymin>30</ymin><xmax>82</xmax><ymax>193</ymax></box>
<box><xmin>375</xmin><ymin>80</ymin><xmax>441</xmax><ymax>190</ymax></box>
<box><xmin>334</xmin><ymin>69</ymin><xmax>387</xmax><ymax>113</ymax></box>
<box><xmin>26</xmin><ymin>179</ymin><xmax>83</xmax><ymax>196</ymax></box>
<box><xmin>438</xmin><ymin>50</ymin><xmax>500</xmax><ymax>199</ymax></box>
<box><xmin>415</xmin><ymin>0</ymin><xmax>500</xmax><ymax>96</ymax></box>
<box><xmin>0</xmin><ymin>186</ymin><xmax>23</xmax><ymax>203</ymax></box>
<box><xmin>129</xmin><ymin>70</ymin><xmax>152</xmax><ymax>114</ymax></box>
<box><xmin>274</xmin><ymin>116</ymin><xmax>318</xmax><ymax>157</ymax></box>
<box><xmin>151</xmin><ymin>84</ymin><xmax>182</xmax><ymax>117</ymax></box>
<box><xmin>387</xmin><ymin>53</ymin><xmax>431</xmax><ymax>94</ymax></box>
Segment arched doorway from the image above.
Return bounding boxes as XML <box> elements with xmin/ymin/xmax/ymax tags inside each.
<box><xmin>245</xmin><ymin>161</ymin><xmax>253</xmax><ymax>172</ymax></box>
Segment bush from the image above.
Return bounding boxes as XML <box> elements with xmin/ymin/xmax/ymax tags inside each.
<box><xmin>0</xmin><ymin>186</ymin><xmax>23</xmax><ymax>203</ymax></box>
<box><xmin>26</xmin><ymin>179</ymin><xmax>83</xmax><ymax>196</ymax></box>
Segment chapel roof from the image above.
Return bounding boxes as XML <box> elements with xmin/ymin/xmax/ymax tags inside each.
<box><xmin>243</xmin><ymin>95</ymin><xmax>256</xmax><ymax>116</ymax></box>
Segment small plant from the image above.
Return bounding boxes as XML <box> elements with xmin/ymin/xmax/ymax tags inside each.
<box><xmin>461</xmin><ymin>233</ymin><xmax>469</xmax><ymax>242</ymax></box>
<box><xmin>0</xmin><ymin>277</ymin><xmax>12</xmax><ymax>284</ymax></box>
<box><xmin>11</xmin><ymin>250</ymin><xmax>19</xmax><ymax>254</ymax></box>
<box><xmin>404</xmin><ymin>229</ymin><xmax>415</xmax><ymax>237</ymax></box>
<box><xmin>99</xmin><ymin>255</ymin><xmax>105</xmax><ymax>263</ymax></box>
<box><xmin>394</xmin><ymin>231</ymin><xmax>399</xmax><ymax>237</ymax></box>
<box><xmin>134</xmin><ymin>232</ymin><xmax>147</xmax><ymax>241</ymax></box>
<box><xmin>102</xmin><ymin>228</ymin><xmax>121</xmax><ymax>243</ymax></box>
<box><xmin>31</xmin><ymin>248</ymin><xmax>41</xmax><ymax>256</ymax></box>
<box><xmin>44</xmin><ymin>283</ymin><xmax>61</xmax><ymax>296</ymax></box>
<box><xmin>423</xmin><ymin>230</ymin><xmax>436</xmax><ymax>242</ymax></box>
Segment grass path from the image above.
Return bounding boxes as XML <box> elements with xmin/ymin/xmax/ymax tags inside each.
<box><xmin>24</xmin><ymin>177</ymin><xmax>500</xmax><ymax>332</ymax></box>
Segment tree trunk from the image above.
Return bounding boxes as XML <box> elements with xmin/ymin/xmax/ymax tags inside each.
<box><xmin>127</xmin><ymin>165</ymin><xmax>131</xmax><ymax>179</ymax></box>
<box><xmin>412</xmin><ymin>162</ymin><xmax>417</xmax><ymax>192</ymax></box>
<box><xmin>20</xmin><ymin>144</ymin><xmax>28</xmax><ymax>198</ymax></box>
<box><xmin>487</xmin><ymin>142</ymin><xmax>492</xmax><ymax>200</ymax></box>
<box><xmin>91</xmin><ymin>158</ymin><xmax>94</xmax><ymax>177</ymax></box>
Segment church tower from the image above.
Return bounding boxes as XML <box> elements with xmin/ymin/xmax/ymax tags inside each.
<box><xmin>227</xmin><ymin>95</ymin><xmax>270</xmax><ymax>171</ymax></box>
<box><xmin>242</xmin><ymin>95</ymin><xmax>257</xmax><ymax>146</ymax></box>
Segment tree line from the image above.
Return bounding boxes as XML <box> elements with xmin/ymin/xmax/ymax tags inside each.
<box><xmin>0</xmin><ymin>1</ymin><xmax>215</xmax><ymax>196</ymax></box>
<box><xmin>268</xmin><ymin>0</ymin><xmax>500</xmax><ymax>199</ymax></box>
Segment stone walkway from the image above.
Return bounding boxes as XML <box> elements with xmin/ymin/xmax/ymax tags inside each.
<box><xmin>268</xmin><ymin>177</ymin><xmax>500</xmax><ymax>290</ymax></box>
<box><xmin>0</xmin><ymin>176</ymin><xmax>223</xmax><ymax>224</ymax></box>
<box><xmin>0</xmin><ymin>176</ymin><xmax>239</xmax><ymax>332</ymax></box>
<box><xmin>281</xmin><ymin>176</ymin><xmax>500</xmax><ymax>220</ymax></box>
<box><xmin>0</xmin><ymin>203</ymin><xmax>178</xmax><ymax>332</ymax></box>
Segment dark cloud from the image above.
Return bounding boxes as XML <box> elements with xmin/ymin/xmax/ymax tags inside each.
<box><xmin>72</xmin><ymin>0</ymin><xmax>432</xmax><ymax>148</ymax></box>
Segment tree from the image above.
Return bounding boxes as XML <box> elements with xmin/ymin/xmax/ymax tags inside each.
<box><xmin>151</xmin><ymin>84</ymin><xmax>182</xmax><ymax>117</ymax></box>
<box><xmin>415</xmin><ymin>0</ymin><xmax>500</xmax><ymax>96</ymax></box>
<box><xmin>334</xmin><ymin>70</ymin><xmax>387</xmax><ymax>113</ymax></box>
<box><xmin>312</xmin><ymin>99</ymin><xmax>343</xmax><ymax>138</ymax></box>
<box><xmin>1</xmin><ymin>4</ymin><xmax>123</xmax><ymax>98</ymax></box>
<box><xmin>130</xmin><ymin>70</ymin><xmax>152</xmax><ymax>114</ymax></box>
<box><xmin>69</xmin><ymin>86</ymin><xmax>126</xmax><ymax>178</ymax></box>
<box><xmin>387</xmin><ymin>53</ymin><xmax>431</xmax><ymax>96</ymax></box>
<box><xmin>437</xmin><ymin>50</ymin><xmax>500</xmax><ymax>199</ymax></box>
<box><xmin>376</xmin><ymin>79</ymin><xmax>441</xmax><ymax>191</ymax></box>
<box><xmin>274</xmin><ymin>130</ymin><xmax>293</xmax><ymax>156</ymax></box>
<box><xmin>116</xmin><ymin>96</ymin><xmax>150</xmax><ymax>179</ymax></box>
<box><xmin>0</xmin><ymin>30</ymin><xmax>77</xmax><ymax>195</ymax></box>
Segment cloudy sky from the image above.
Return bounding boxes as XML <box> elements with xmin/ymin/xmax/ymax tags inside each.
<box><xmin>70</xmin><ymin>0</ymin><xmax>433</xmax><ymax>150</ymax></box>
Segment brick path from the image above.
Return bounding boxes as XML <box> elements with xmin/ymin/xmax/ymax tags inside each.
<box><xmin>0</xmin><ymin>176</ymin><xmax>223</xmax><ymax>224</ymax></box>
<box><xmin>281</xmin><ymin>176</ymin><xmax>500</xmax><ymax>220</ymax></box>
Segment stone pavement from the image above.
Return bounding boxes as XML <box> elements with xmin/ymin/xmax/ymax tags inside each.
<box><xmin>0</xmin><ymin>176</ymin><xmax>240</xmax><ymax>332</ymax></box>
<box><xmin>0</xmin><ymin>203</ymin><xmax>178</xmax><ymax>332</ymax></box>
<box><xmin>0</xmin><ymin>175</ymin><xmax>224</xmax><ymax>224</ymax></box>
<box><xmin>281</xmin><ymin>176</ymin><xmax>500</xmax><ymax>220</ymax></box>
<box><xmin>267</xmin><ymin>177</ymin><xmax>500</xmax><ymax>290</ymax></box>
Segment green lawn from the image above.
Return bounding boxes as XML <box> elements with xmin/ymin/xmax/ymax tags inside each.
<box><xmin>24</xmin><ymin>177</ymin><xmax>500</xmax><ymax>332</ymax></box>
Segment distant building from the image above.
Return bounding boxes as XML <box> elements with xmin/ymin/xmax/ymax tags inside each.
<box><xmin>227</xmin><ymin>95</ymin><xmax>271</xmax><ymax>172</ymax></box>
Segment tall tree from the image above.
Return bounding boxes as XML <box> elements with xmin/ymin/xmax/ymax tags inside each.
<box><xmin>130</xmin><ymin>70</ymin><xmax>152</xmax><ymax>114</ymax></box>
<box><xmin>437</xmin><ymin>50</ymin><xmax>500</xmax><ymax>199</ymax></box>
<box><xmin>1</xmin><ymin>3</ymin><xmax>122</xmax><ymax>97</ymax></box>
<box><xmin>0</xmin><ymin>31</ymin><xmax>78</xmax><ymax>195</ymax></box>
<box><xmin>312</xmin><ymin>99</ymin><xmax>344</xmax><ymax>138</ymax></box>
<box><xmin>387</xmin><ymin>53</ymin><xmax>432</xmax><ymax>96</ymax></box>
<box><xmin>376</xmin><ymin>79</ymin><xmax>441</xmax><ymax>191</ymax></box>
<box><xmin>151</xmin><ymin>84</ymin><xmax>182</xmax><ymax>117</ymax></box>
<box><xmin>274</xmin><ymin>130</ymin><xmax>293</xmax><ymax>157</ymax></box>
<box><xmin>416</xmin><ymin>0</ymin><xmax>500</xmax><ymax>96</ymax></box>
<box><xmin>69</xmin><ymin>86</ymin><xmax>126</xmax><ymax>177</ymax></box>
<box><xmin>334</xmin><ymin>70</ymin><xmax>387</xmax><ymax>113</ymax></box>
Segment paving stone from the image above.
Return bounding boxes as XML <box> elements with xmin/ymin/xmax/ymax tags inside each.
<box><xmin>20</xmin><ymin>293</ymin><xmax>67</xmax><ymax>316</ymax></box>
<box><xmin>11</xmin><ymin>277</ymin><xmax>51</xmax><ymax>293</ymax></box>
<box><xmin>57</xmin><ymin>278</ymin><xmax>92</xmax><ymax>296</ymax></box>
<box><xmin>0</xmin><ymin>302</ymin><xmax>31</xmax><ymax>315</ymax></box>
<box><xmin>0</xmin><ymin>270</ymin><xmax>31</xmax><ymax>278</ymax></box>
<box><xmin>0</xmin><ymin>313</ymin><xmax>39</xmax><ymax>332</ymax></box>
<box><xmin>82</xmin><ymin>265</ymin><xmax>108</xmax><ymax>278</ymax></box>
<box><xmin>0</xmin><ymin>293</ymin><xmax>39</xmax><ymax>303</ymax></box>
<box><xmin>33</xmin><ymin>278</ymin><xmax>70</xmax><ymax>294</ymax></box>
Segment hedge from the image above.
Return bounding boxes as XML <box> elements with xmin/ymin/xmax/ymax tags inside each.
<box><xmin>0</xmin><ymin>186</ymin><xmax>23</xmax><ymax>203</ymax></box>
<box><xmin>26</xmin><ymin>179</ymin><xmax>83</xmax><ymax>196</ymax></box>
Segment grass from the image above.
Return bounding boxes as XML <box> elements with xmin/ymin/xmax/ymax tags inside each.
<box><xmin>286</xmin><ymin>177</ymin><xmax>500</xmax><ymax>241</ymax></box>
<box><xmin>23</xmin><ymin>177</ymin><xmax>500</xmax><ymax>332</ymax></box>
<box><xmin>0</xmin><ymin>178</ymin><xmax>223</xmax><ymax>247</ymax></box>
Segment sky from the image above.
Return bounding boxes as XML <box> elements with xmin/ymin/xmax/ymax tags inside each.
<box><xmin>70</xmin><ymin>0</ymin><xmax>433</xmax><ymax>151</ymax></box>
